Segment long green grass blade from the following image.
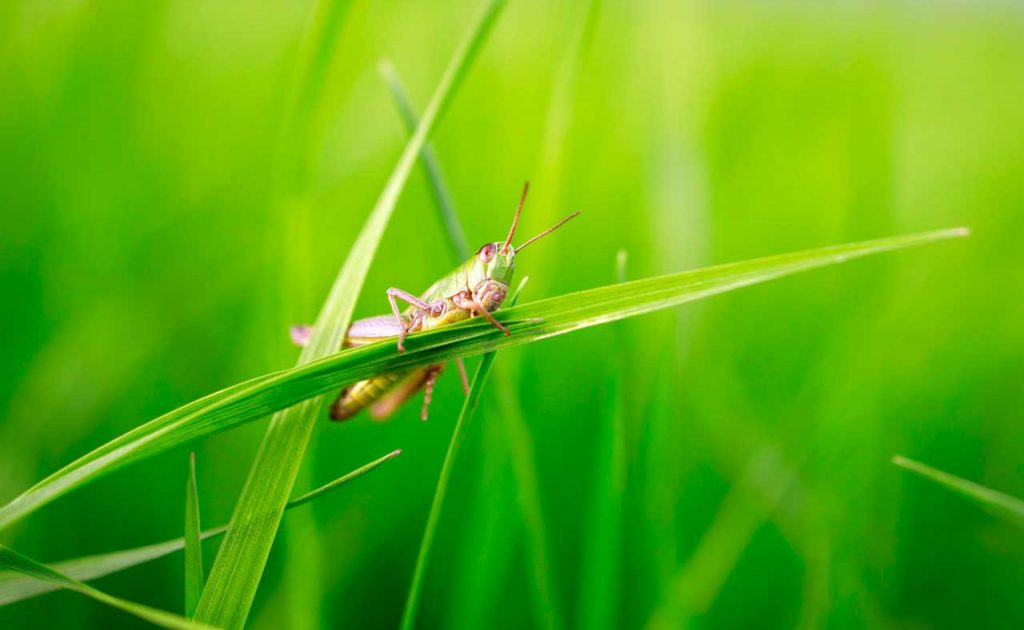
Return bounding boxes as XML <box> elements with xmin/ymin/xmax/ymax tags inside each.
<box><xmin>0</xmin><ymin>228</ymin><xmax>967</xmax><ymax>535</ymax></box>
<box><xmin>378</xmin><ymin>58</ymin><xmax>469</xmax><ymax>261</ymax></box>
<box><xmin>893</xmin><ymin>455</ymin><xmax>1024</xmax><ymax>525</ymax></box>
<box><xmin>399</xmin><ymin>271</ymin><xmax>519</xmax><ymax>630</ymax></box>
<box><xmin>184</xmin><ymin>453</ymin><xmax>203</xmax><ymax>618</ymax></box>
<box><xmin>0</xmin><ymin>545</ymin><xmax>214</xmax><ymax>630</ymax></box>
<box><xmin>379</xmin><ymin>62</ymin><xmax>561</xmax><ymax>629</ymax></box>
<box><xmin>195</xmin><ymin>7</ymin><xmax>506</xmax><ymax>626</ymax></box>
<box><xmin>0</xmin><ymin>450</ymin><xmax>400</xmax><ymax>607</ymax></box>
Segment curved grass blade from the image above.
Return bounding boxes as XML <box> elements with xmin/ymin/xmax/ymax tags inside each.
<box><xmin>184</xmin><ymin>453</ymin><xmax>203</xmax><ymax>618</ymax></box>
<box><xmin>893</xmin><ymin>455</ymin><xmax>1024</xmax><ymax>525</ymax></box>
<box><xmin>398</xmin><ymin>278</ymin><xmax>527</xmax><ymax>630</ymax></box>
<box><xmin>0</xmin><ymin>228</ymin><xmax>968</xmax><ymax>535</ymax></box>
<box><xmin>194</xmin><ymin>4</ymin><xmax>507</xmax><ymax>628</ymax></box>
<box><xmin>380</xmin><ymin>63</ymin><xmax>561</xmax><ymax>629</ymax></box>
<box><xmin>0</xmin><ymin>545</ymin><xmax>214</xmax><ymax>630</ymax></box>
<box><xmin>0</xmin><ymin>450</ymin><xmax>400</xmax><ymax>607</ymax></box>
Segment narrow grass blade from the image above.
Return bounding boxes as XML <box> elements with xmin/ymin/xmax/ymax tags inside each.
<box><xmin>287</xmin><ymin>448</ymin><xmax>401</xmax><ymax>509</ymax></box>
<box><xmin>893</xmin><ymin>455</ymin><xmax>1024</xmax><ymax>525</ymax></box>
<box><xmin>400</xmin><ymin>280</ymin><xmax>525</xmax><ymax>630</ymax></box>
<box><xmin>577</xmin><ymin>250</ymin><xmax>628</xmax><ymax>630</ymax></box>
<box><xmin>0</xmin><ymin>228</ymin><xmax>967</xmax><ymax>534</ymax></box>
<box><xmin>184</xmin><ymin>453</ymin><xmax>203</xmax><ymax>618</ymax></box>
<box><xmin>195</xmin><ymin>4</ymin><xmax>506</xmax><ymax>628</ymax></box>
<box><xmin>379</xmin><ymin>62</ymin><xmax>561</xmax><ymax>629</ymax></box>
<box><xmin>379</xmin><ymin>58</ymin><xmax>469</xmax><ymax>260</ymax></box>
<box><xmin>400</xmin><ymin>351</ymin><xmax>499</xmax><ymax>630</ymax></box>
<box><xmin>0</xmin><ymin>545</ymin><xmax>214</xmax><ymax>630</ymax></box>
<box><xmin>0</xmin><ymin>450</ymin><xmax>399</xmax><ymax>607</ymax></box>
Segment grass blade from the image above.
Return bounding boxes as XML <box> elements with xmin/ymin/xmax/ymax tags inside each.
<box><xmin>194</xmin><ymin>4</ymin><xmax>506</xmax><ymax>628</ymax></box>
<box><xmin>0</xmin><ymin>228</ymin><xmax>967</xmax><ymax>534</ymax></box>
<box><xmin>398</xmin><ymin>277</ymin><xmax>527</xmax><ymax>630</ymax></box>
<box><xmin>577</xmin><ymin>250</ymin><xmax>628</xmax><ymax>630</ymax></box>
<box><xmin>401</xmin><ymin>351</ymin><xmax>499</xmax><ymax>630</ymax></box>
<box><xmin>893</xmin><ymin>455</ymin><xmax>1024</xmax><ymax>525</ymax></box>
<box><xmin>379</xmin><ymin>62</ymin><xmax>562</xmax><ymax>629</ymax></box>
<box><xmin>0</xmin><ymin>545</ymin><xmax>214</xmax><ymax>630</ymax></box>
<box><xmin>378</xmin><ymin>58</ymin><xmax>469</xmax><ymax>261</ymax></box>
<box><xmin>0</xmin><ymin>450</ymin><xmax>400</xmax><ymax>607</ymax></box>
<box><xmin>287</xmin><ymin>448</ymin><xmax>401</xmax><ymax>510</ymax></box>
<box><xmin>184</xmin><ymin>453</ymin><xmax>203</xmax><ymax>618</ymax></box>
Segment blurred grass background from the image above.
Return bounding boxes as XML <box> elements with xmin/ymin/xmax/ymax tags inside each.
<box><xmin>2</xmin><ymin>1</ymin><xmax>1023</xmax><ymax>628</ymax></box>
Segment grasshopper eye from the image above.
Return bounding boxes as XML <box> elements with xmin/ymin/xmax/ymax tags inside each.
<box><xmin>477</xmin><ymin>243</ymin><xmax>497</xmax><ymax>263</ymax></box>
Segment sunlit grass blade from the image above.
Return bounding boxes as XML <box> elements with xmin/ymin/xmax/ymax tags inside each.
<box><xmin>194</xmin><ymin>4</ymin><xmax>506</xmax><ymax>628</ymax></box>
<box><xmin>893</xmin><ymin>455</ymin><xmax>1024</xmax><ymax>525</ymax></box>
<box><xmin>0</xmin><ymin>450</ymin><xmax>400</xmax><ymax>607</ymax></box>
<box><xmin>184</xmin><ymin>453</ymin><xmax>203</xmax><ymax>618</ymax></box>
<box><xmin>0</xmin><ymin>228</ymin><xmax>967</xmax><ymax>534</ymax></box>
<box><xmin>379</xmin><ymin>58</ymin><xmax>468</xmax><ymax>261</ymax></box>
<box><xmin>0</xmin><ymin>545</ymin><xmax>214</xmax><ymax>630</ymax></box>
<box><xmin>380</xmin><ymin>62</ymin><xmax>561</xmax><ymax>629</ymax></box>
<box><xmin>399</xmin><ymin>278</ymin><xmax>527</xmax><ymax>630</ymax></box>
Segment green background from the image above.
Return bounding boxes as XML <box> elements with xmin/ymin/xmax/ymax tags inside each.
<box><xmin>2</xmin><ymin>1</ymin><xmax>1023</xmax><ymax>628</ymax></box>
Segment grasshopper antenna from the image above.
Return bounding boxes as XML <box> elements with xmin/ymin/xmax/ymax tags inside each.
<box><xmin>502</xmin><ymin>181</ymin><xmax>530</xmax><ymax>254</ymax></box>
<box><xmin>515</xmin><ymin>211</ymin><xmax>581</xmax><ymax>253</ymax></box>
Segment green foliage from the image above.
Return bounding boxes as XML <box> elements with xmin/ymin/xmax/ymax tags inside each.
<box><xmin>2</xmin><ymin>2</ymin><xmax>1020</xmax><ymax>628</ymax></box>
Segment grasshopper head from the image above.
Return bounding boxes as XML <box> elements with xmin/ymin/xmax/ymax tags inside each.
<box><xmin>467</xmin><ymin>182</ymin><xmax>580</xmax><ymax>311</ymax></box>
<box><xmin>472</xmin><ymin>241</ymin><xmax>516</xmax><ymax>286</ymax></box>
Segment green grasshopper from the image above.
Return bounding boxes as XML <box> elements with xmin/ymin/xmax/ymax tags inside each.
<box><xmin>291</xmin><ymin>183</ymin><xmax>579</xmax><ymax>421</ymax></box>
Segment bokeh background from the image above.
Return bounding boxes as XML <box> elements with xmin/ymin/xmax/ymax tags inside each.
<box><xmin>2</xmin><ymin>1</ymin><xmax>1024</xmax><ymax>628</ymax></box>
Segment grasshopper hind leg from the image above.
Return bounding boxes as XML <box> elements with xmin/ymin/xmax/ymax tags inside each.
<box><xmin>366</xmin><ymin>365</ymin><xmax>445</xmax><ymax>421</ymax></box>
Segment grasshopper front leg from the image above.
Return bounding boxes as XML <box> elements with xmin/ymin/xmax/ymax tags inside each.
<box><xmin>387</xmin><ymin>287</ymin><xmax>432</xmax><ymax>352</ymax></box>
<box><xmin>453</xmin><ymin>291</ymin><xmax>511</xmax><ymax>336</ymax></box>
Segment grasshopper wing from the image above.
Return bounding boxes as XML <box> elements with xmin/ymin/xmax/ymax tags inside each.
<box><xmin>289</xmin><ymin>315</ymin><xmax>406</xmax><ymax>349</ymax></box>
<box><xmin>345</xmin><ymin>315</ymin><xmax>407</xmax><ymax>347</ymax></box>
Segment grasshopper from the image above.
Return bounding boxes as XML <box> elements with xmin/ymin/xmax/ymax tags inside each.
<box><xmin>291</xmin><ymin>183</ymin><xmax>579</xmax><ymax>421</ymax></box>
